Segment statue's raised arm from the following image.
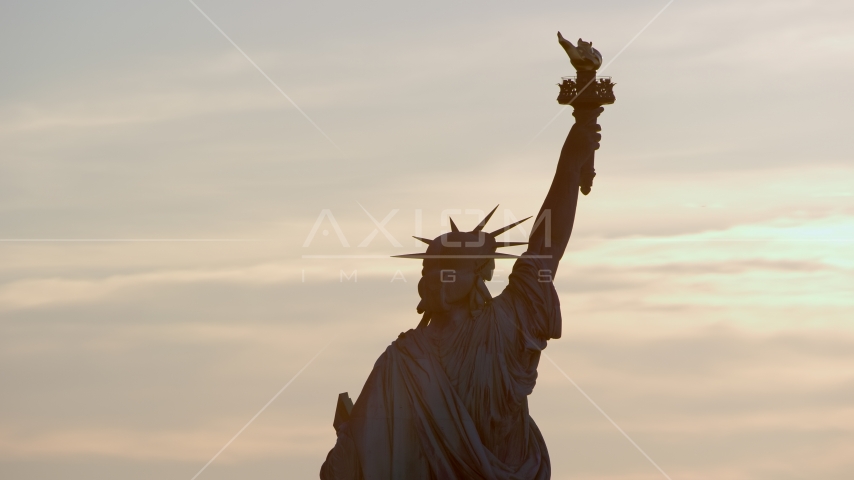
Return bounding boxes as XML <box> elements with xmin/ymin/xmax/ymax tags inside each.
<box><xmin>526</xmin><ymin>33</ymin><xmax>605</xmax><ymax>278</ymax></box>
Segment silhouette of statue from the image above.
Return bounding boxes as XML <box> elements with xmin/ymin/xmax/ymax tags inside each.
<box><xmin>320</xmin><ymin>33</ymin><xmax>609</xmax><ymax>480</ymax></box>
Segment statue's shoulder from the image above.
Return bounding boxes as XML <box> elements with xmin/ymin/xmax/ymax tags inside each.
<box><xmin>388</xmin><ymin>327</ymin><xmax>433</xmax><ymax>359</ymax></box>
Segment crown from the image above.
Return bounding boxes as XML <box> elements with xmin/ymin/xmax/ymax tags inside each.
<box><xmin>392</xmin><ymin>205</ymin><xmax>530</xmax><ymax>260</ymax></box>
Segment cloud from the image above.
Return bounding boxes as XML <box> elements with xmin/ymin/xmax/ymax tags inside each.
<box><xmin>3</xmin><ymin>0</ymin><xmax>854</xmax><ymax>478</ymax></box>
<box><xmin>0</xmin><ymin>263</ymin><xmax>295</xmax><ymax>310</ymax></box>
<box><xmin>0</xmin><ymin>422</ymin><xmax>328</xmax><ymax>462</ymax></box>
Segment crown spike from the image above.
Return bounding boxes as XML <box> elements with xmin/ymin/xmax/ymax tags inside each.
<box><xmin>392</xmin><ymin>253</ymin><xmax>432</xmax><ymax>259</ymax></box>
<box><xmin>490</xmin><ymin>252</ymin><xmax>521</xmax><ymax>259</ymax></box>
<box><xmin>449</xmin><ymin>217</ymin><xmax>459</xmax><ymax>233</ymax></box>
<box><xmin>392</xmin><ymin>252</ymin><xmax>520</xmax><ymax>259</ymax></box>
<box><xmin>413</xmin><ymin>236</ymin><xmax>433</xmax><ymax>245</ymax></box>
<box><xmin>496</xmin><ymin>241</ymin><xmax>528</xmax><ymax>247</ymax></box>
<box><xmin>489</xmin><ymin>216</ymin><xmax>532</xmax><ymax>237</ymax></box>
<box><xmin>472</xmin><ymin>205</ymin><xmax>499</xmax><ymax>233</ymax></box>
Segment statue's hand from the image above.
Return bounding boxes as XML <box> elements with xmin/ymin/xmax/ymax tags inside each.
<box><xmin>557</xmin><ymin>32</ymin><xmax>603</xmax><ymax>72</ymax></box>
<box><xmin>564</xmin><ymin>107</ymin><xmax>603</xmax><ymax>170</ymax></box>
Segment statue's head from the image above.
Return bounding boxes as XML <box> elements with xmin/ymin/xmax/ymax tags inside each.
<box><xmin>394</xmin><ymin>206</ymin><xmax>530</xmax><ymax>318</ymax></box>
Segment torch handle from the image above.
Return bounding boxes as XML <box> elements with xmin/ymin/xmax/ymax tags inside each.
<box><xmin>574</xmin><ymin>70</ymin><xmax>601</xmax><ymax>196</ymax></box>
<box><xmin>579</xmin><ymin>152</ymin><xmax>596</xmax><ymax>196</ymax></box>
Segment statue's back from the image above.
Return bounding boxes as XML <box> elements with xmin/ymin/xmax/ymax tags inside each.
<box><xmin>321</xmin><ymin>257</ymin><xmax>560</xmax><ymax>479</ymax></box>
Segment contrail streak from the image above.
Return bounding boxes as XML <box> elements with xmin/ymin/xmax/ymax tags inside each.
<box><xmin>190</xmin><ymin>340</ymin><xmax>332</xmax><ymax>480</ymax></box>
<box><xmin>529</xmin><ymin>0</ymin><xmax>677</xmax><ymax>144</ymax></box>
<box><xmin>187</xmin><ymin>0</ymin><xmax>342</xmax><ymax>152</ymax></box>
<box><xmin>544</xmin><ymin>353</ymin><xmax>673</xmax><ymax>480</ymax></box>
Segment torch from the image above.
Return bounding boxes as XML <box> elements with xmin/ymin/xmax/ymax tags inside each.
<box><xmin>556</xmin><ymin>32</ymin><xmax>615</xmax><ymax>195</ymax></box>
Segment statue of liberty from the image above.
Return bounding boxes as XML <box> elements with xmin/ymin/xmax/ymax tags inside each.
<box><xmin>320</xmin><ymin>32</ymin><xmax>610</xmax><ymax>480</ymax></box>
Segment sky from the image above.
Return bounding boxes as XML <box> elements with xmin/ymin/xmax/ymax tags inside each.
<box><xmin>1</xmin><ymin>0</ymin><xmax>853</xmax><ymax>479</ymax></box>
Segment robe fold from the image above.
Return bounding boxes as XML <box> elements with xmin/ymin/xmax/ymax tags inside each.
<box><xmin>320</xmin><ymin>257</ymin><xmax>561</xmax><ymax>480</ymax></box>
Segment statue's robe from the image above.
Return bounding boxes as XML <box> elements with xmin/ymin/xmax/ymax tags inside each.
<box><xmin>320</xmin><ymin>257</ymin><xmax>561</xmax><ymax>479</ymax></box>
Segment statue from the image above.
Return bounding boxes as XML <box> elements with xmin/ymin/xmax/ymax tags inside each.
<box><xmin>320</xmin><ymin>32</ymin><xmax>614</xmax><ymax>479</ymax></box>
